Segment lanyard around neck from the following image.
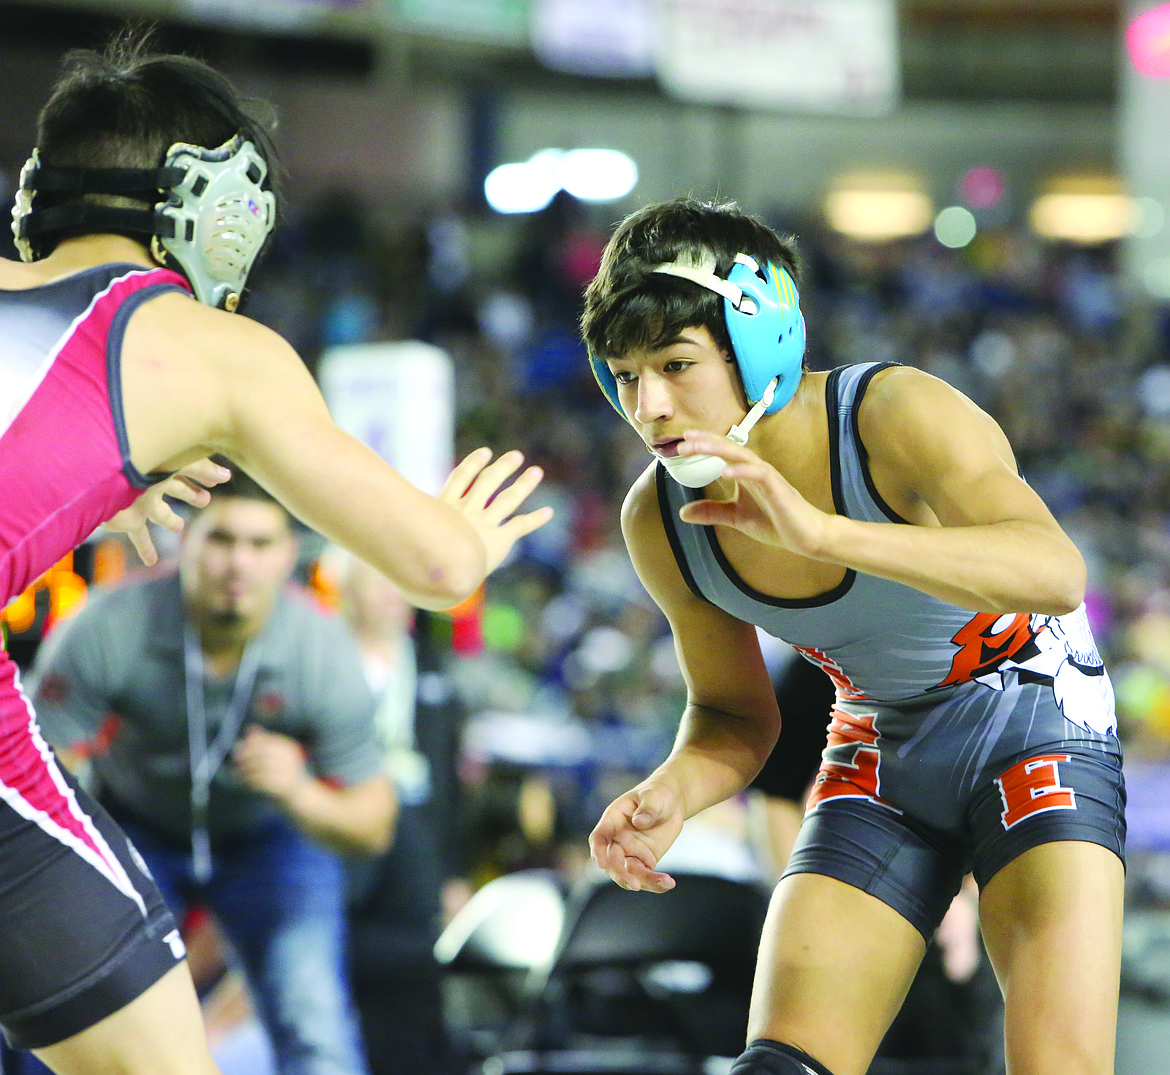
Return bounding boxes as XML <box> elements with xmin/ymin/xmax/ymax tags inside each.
<box><xmin>183</xmin><ymin>621</ymin><xmax>263</xmax><ymax>882</ymax></box>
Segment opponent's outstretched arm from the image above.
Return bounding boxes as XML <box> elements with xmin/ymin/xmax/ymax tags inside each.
<box><xmin>123</xmin><ymin>300</ymin><xmax>552</xmax><ymax>610</ymax></box>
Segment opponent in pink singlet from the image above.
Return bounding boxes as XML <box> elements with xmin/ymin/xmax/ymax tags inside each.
<box><xmin>0</xmin><ymin>263</ymin><xmax>192</xmax><ymax>1048</ymax></box>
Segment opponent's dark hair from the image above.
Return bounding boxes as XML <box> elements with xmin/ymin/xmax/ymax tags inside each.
<box><xmin>32</xmin><ymin>26</ymin><xmax>282</xmax><ymax>251</ymax></box>
<box><xmin>581</xmin><ymin>197</ymin><xmax>801</xmax><ymax>362</ymax></box>
<box><xmin>207</xmin><ymin>456</ymin><xmax>284</xmax><ymax>511</ymax></box>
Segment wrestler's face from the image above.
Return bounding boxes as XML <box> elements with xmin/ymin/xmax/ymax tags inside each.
<box><xmin>604</xmin><ymin>325</ymin><xmax>747</xmax><ymax>459</ymax></box>
<box><xmin>180</xmin><ymin>497</ymin><xmax>297</xmax><ymax>631</ymax></box>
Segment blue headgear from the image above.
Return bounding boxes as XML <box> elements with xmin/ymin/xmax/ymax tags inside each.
<box><xmin>589</xmin><ymin>249</ymin><xmax>806</xmax><ymax>417</ymax></box>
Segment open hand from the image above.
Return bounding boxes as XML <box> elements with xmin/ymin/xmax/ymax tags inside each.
<box><xmin>588</xmin><ymin>778</ymin><xmax>685</xmax><ymax>893</ymax></box>
<box><xmin>104</xmin><ymin>457</ymin><xmax>232</xmax><ymax>565</ymax></box>
<box><xmin>233</xmin><ymin>725</ymin><xmax>311</xmax><ymax>804</ymax></box>
<box><xmin>674</xmin><ymin>431</ymin><xmax>832</xmax><ymax>559</ymax></box>
<box><xmin>439</xmin><ymin>448</ymin><xmax>554</xmax><ymax>574</ymax></box>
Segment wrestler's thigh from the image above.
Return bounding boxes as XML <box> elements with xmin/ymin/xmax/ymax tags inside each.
<box><xmin>0</xmin><ymin>774</ymin><xmax>182</xmax><ymax>1051</ymax></box>
<box><xmin>749</xmin><ymin>871</ymin><xmax>927</xmax><ymax>1075</ymax></box>
<box><xmin>979</xmin><ymin>841</ymin><xmax>1123</xmax><ymax>1075</ymax></box>
<box><xmin>34</xmin><ymin>963</ymin><xmax>220</xmax><ymax>1075</ymax></box>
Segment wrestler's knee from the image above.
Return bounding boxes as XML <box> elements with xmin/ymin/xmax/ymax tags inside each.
<box><xmin>730</xmin><ymin>1039</ymin><xmax>836</xmax><ymax>1075</ymax></box>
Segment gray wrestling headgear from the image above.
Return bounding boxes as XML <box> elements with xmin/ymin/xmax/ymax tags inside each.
<box><xmin>11</xmin><ymin>134</ymin><xmax>275</xmax><ymax>312</ymax></box>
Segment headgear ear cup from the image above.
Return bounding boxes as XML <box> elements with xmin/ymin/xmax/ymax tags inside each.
<box><xmin>723</xmin><ymin>257</ymin><xmax>806</xmax><ymax>414</ymax></box>
<box><xmin>589</xmin><ymin>251</ymin><xmax>806</xmax><ymax>420</ymax></box>
<box><xmin>589</xmin><ymin>346</ymin><xmax>622</xmax><ymax>413</ymax></box>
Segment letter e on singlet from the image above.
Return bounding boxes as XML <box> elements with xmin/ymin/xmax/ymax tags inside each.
<box><xmin>996</xmin><ymin>753</ymin><xmax>1076</xmax><ymax>830</ymax></box>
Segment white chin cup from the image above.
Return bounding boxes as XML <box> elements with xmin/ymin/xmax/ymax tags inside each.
<box><xmin>659</xmin><ymin>452</ymin><xmax>728</xmax><ymax>488</ymax></box>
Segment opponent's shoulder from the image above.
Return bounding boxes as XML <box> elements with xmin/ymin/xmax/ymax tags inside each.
<box><xmin>135</xmin><ymin>290</ymin><xmax>296</xmax><ymax>365</ymax></box>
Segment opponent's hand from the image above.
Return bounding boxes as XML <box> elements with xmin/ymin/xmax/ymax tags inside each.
<box><xmin>104</xmin><ymin>458</ymin><xmax>233</xmax><ymax>565</ymax></box>
<box><xmin>588</xmin><ymin>778</ymin><xmax>685</xmax><ymax>893</ymax></box>
<box><xmin>674</xmin><ymin>431</ymin><xmax>833</xmax><ymax>559</ymax></box>
<box><xmin>438</xmin><ymin>448</ymin><xmax>554</xmax><ymax>575</ymax></box>
<box><xmin>233</xmin><ymin>725</ymin><xmax>311</xmax><ymax>804</ymax></box>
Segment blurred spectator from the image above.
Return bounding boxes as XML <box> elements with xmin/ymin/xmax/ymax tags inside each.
<box><xmin>328</xmin><ymin>550</ymin><xmax>469</xmax><ymax>1075</ymax></box>
<box><xmin>26</xmin><ymin>472</ymin><xmax>393</xmax><ymax>1075</ymax></box>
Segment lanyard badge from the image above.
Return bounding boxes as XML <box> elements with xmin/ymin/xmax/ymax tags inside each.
<box><xmin>183</xmin><ymin>624</ymin><xmax>263</xmax><ymax>883</ymax></box>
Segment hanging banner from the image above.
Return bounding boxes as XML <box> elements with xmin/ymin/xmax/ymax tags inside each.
<box><xmin>179</xmin><ymin>0</ymin><xmax>374</xmax><ymax>32</ymax></box>
<box><xmin>531</xmin><ymin>0</ymin><xmax>657</xmax><ymax>77</ymax></box>
<box><xmin>657</xmin><ymin>0</ymin><xmax>899</xmax><ymax>115</ymax></box>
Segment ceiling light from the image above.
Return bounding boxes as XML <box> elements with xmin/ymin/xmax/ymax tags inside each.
<box><xmin>1029</xmin><ymin>177</ymin><xmax>1138</xmax><ymax>244</ymax></box>
<box><xmin>825</xmin><ymin>177</ymin><xmax>933</xmax><ymax>241</ymax></box>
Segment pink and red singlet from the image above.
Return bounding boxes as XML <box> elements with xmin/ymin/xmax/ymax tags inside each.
<box><xmin>0</xmin><ymin>263</ymin><xmax>191</xmax><ymax>1048</ymax></box>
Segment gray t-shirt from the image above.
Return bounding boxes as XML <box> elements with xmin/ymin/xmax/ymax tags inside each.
<box><xmin>31</xmin><ymin>571</ymin><xmax>381</xmax><ymax>843</ymax></box>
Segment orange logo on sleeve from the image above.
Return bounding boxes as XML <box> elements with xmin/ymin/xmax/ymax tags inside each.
<box><xmin>937</xmin><ymin>612</ymin><xmax>1040</xmax><ymax>689</ymax></box>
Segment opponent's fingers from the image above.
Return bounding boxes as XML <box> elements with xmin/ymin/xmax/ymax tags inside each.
<box><xmin>161</xmin><ymin>476</ymin><xmax>213</xmax><ymax>510</ymax></box>
<box><xmin>461</xmin><ymin>450</ymin><xmax>528</xmax><ymax>511</ymax></box>
<box><xmin>497</xmin><ymin>506</ymin><xmax>556</xmax><ymax>543</ymax></box>
<box><xmin>148</xmin><ymin>497</ymin><xmax>186</xmax><ymax>533</ymax></box>
<box><xmin>439</xmin><ymin>448</ymin><xmax>494</xmax><ymax>502</ymax></box>
<box><xmin>126</xmin><ymin>526</ymin><xmax>159</xmax><ymax>567</ymax></box>
<box><xmin>479</xmin><ymin>464</ymin><xmax>546</xmax><ymax>522</ymax></box>
<box><xmin>175</xmin><ymin>457</ymin><xmax>232</xmax><ymax>489</ymax></box>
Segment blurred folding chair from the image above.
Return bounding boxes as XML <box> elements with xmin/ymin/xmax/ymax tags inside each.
<box><xmin>482</xmin><ymin>871</ymin><xmax>773</xmax><ymax>1075</ymax></box>
<box><xmin>435</xmin><ymin>869</ymin><xmax>567</xmax><ymax>1064</ymax></box>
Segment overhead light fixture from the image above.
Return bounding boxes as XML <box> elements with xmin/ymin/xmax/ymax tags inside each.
<box><xmin>1028</xmin><ymin>176</ymin><xmax>1138</xmax><ymax>244</ymax></box>
<box><xmin>484</xmin><ymin>148</ymin><xmax>638</xmax><ymax>214</ymax></box>
<box><xmin>558</xmin><ymin>149</ymin><xmax>638</xmax><ymax>203</ymax></box>
<box><xmin>824</xmin><ymin>174</ymin><xmax>933</xmax><ymax>241</ymax></box>
<box><xmin>484</xmin><ymin>150</ymin><xmax>563</xmax><ymax>215</ymax></box>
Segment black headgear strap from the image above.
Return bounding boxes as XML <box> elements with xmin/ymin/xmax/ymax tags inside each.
<box><xmin>18</xmin><ymin>162</ymin><xmax>189</xmax><ymax>243</ymax></box>
<box><xmin>19</xmin><ymin>204</ymin><xmax>178</xmax><ymax>241</ymax></box>
<box><xmin>26</xmin><ymin>163</ymin><xmax>186</xmax><ymax>197</ymax></box>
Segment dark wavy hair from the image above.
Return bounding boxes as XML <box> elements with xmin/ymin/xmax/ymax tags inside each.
<box><xmin>581</xmin><ymin>197</ymin><xmax>801</xmax><ymax>363</ymax></box>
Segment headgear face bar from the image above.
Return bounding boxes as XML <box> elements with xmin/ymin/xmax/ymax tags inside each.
<box><xmin>11</xmin><ymin>134</ymin><xmax>275</xmax><ymax>312</ymax></box>
<box><xmin>589</xmin><ymin>249</ymin><xmax>806</xmax><ymax>487</ymax></box>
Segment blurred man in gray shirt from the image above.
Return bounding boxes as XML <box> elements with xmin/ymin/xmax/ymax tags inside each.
<box><xmin>31</xmin><ymin>468</ymin><xmax>394</xmax><ymax>1075</ymax></box>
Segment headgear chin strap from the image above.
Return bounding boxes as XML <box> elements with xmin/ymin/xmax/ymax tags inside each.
<box><xmin>588</xmin><ymin>247</ymin><xmax>805</xmax><ymax>488</ymax></box>
<box><xmin>11</xmin><ymin>134</ymin><xmax>275</xmax><ymax>312</ymax></box>
<box><xmin>658</xmin><ymin>377</ymin><xmax>777</xmax><ymax>488</ymax></box>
